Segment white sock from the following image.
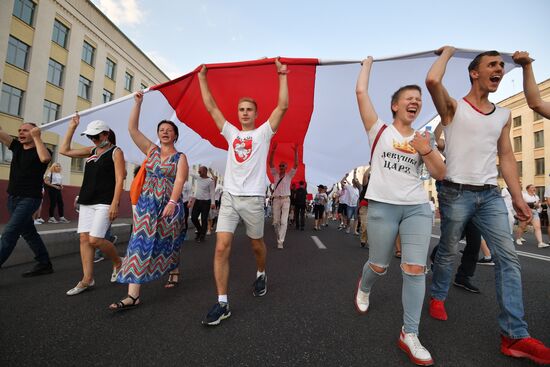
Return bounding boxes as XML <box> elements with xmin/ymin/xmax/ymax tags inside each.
<box><xmin>257</xmin><ymin>270</ymin><xmax>265</xmax><ymax>278</ymax></box>
<box><xmin>218</xmin><ymin>295</ymin><xmax>228</xmax><ymax>304</ymax></box>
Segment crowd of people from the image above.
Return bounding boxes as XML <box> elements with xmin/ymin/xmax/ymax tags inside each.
<box><xmin>1</xmin><ymin>50</ymin><xmax>550</xmax><ymax>365</ymax></box>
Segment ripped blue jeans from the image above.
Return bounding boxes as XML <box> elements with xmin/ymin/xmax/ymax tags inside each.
<box><xmin>360</xmin><ymin>200</ymin><xmax>432</xmax><ymax>334</ymax></box>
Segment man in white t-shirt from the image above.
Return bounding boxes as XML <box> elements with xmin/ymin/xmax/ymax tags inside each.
<box><xmin>426</xmin><ymin>46</ymin><xmax>550</xmax><ymax>363</ymax></box>
<box><xmin>198</xmin><ymin>60</ymin><xmax>289</xmax><ymax>326</ymax></box>
<box><xmin>269</xmin><ymin>142</ymin><xmax>298</xmax><ymax>249</ymax></box>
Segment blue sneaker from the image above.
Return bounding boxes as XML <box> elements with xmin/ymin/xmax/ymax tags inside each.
<box><xmin>202</xmin><ymin>302</ymin><xmax>231</xmax><ymax>326</ymax></box>
<box><xmin>253</xmin><ymin>274</ymin><xmax>267</xmax><ymax>297</ymax></box>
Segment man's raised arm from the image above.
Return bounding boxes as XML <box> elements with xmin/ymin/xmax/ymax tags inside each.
<box><xmin>425</xmin><ymin>46</ymin><xmax>458</xmax><ymax>125</ymax></box>
<box><xmin>198</xmin><ymin>65</ymin><xmax>226</xmax><ymax>132</ymax></box>
<box><xmin>268</xmin><ymin>59</ymin><xmax>289</xmax><ymax>132</ymax></box>
<box><xmin>513</xmin><ymin>51</ymin><xmax>550</xmax><ymax>119</ymax></box>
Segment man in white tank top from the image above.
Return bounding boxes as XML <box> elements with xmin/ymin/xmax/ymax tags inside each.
<box><xmin>425</xmin><ymin>46</ymin><xmax>550</xmax><ymax>364</ymax></box>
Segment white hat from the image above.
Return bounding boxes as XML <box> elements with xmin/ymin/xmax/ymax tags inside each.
<box><xmin>80</xmin><ymin>120</ymin><xmax>110</xmax><ymax>136</ymax></box>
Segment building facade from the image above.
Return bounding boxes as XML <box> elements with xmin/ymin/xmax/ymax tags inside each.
<box><xmin>0</xmin><ymin>0</ymin><xmax>169</xmax><ymax>222</ymax></box>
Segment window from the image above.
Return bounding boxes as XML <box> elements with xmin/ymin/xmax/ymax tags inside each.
<box><xmin>140</xmin><ymin>83</ymin><xmax>148</xmax><ymax>90</ymax></box>
<box><xmin>535</xmin><ymin>158</ymin><xmax>545</xmax><ymax>176</ymax></box>
<box><xmin>81</xmin><ymin>41</ymin><xmax>95</xmax><ymax>66</ymax></box>
<box><xmin>536</xmin><ymin>186</ymin><xmax>545</xmax><ymax>201</ymax></box>
<box><xmin>516</xmin><ymin>161</ymin><xmax>523</xmax><ymax>177</ymax></box>
<box><xmin>78</xmin><ymin>76</ymin><xmax>92</xmax><ymax>100</ymax></box>
<box><xmin>52</xmin><ymin>19</ymin><xmax>69</xmax><ymax>48</ymax></box>
<box><xmin>47</xmin><ymin>59</ymin><xmax>64</xmax><ymax>87</ymax></box>
<box><xmin>7</xmin><ymin>36</ymin><xmax>30</xmax><ymax>70</ymax></box>
<box><xmin>124</xmin><ymin>72</ymin><xmax>133</xmax><ymax>91</ymax></box>
<box><xmin>534</xmin><ymin>130</ymin><xmax>544</xmax><ymax>148</ymax></box>
<box><xmin>534</xmin><ymin>111</ymin><xmax>544</xmax><ymax>121</ymax></box>
<box><xmin>512</xmin><ymin>115</ymin><xmax>522</xmax><ymax>128</ymax></box>
<box><xmin>102</xmin><ymin>89</ymin><xmax>113</xmax><ymax>103</ymax></box>
<box><xmin>43</xmin><ymin>100</ymin><xmax>60</xmax><ymax>123</ymax></box>
<box><xmin>105</xmin><ymin>58</ymin><xmax>116</xmax><ymax>79</ymax></box>
<box><xmin>12</xmin><ymin>0</ymin><xmax>35</xmax><ymax>26</ymax></box>
<box><xmin>71</xmin><ymin>157</ymin><xmax>84</xmax><ymax>172</ymax></box>
<box><xmin>513</xmin><ymin>136</ymin><xmax>522</xmax><ymax>152</ymax></box>
<box><xmin>0</xmin><ymin>84</ymin><xmax>24</xmax><ymax>116</ymax></box>
<box><xmin>1</xmin><ymin>140</ymin><xmax>14</xmax><ymax>163</ymax></box>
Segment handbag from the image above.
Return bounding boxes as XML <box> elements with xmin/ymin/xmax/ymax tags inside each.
<box><xmin>130</xmin><ymin>149</ymin><xmax>154</xmax><ymax>205</ymax></box>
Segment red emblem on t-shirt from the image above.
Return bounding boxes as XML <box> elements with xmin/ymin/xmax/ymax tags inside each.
<box><xmin>233</xmin><ymin>136</ymin><xmax>252</xmax><ymax>163</ymax></box>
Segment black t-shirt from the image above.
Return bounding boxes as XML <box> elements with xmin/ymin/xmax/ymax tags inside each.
<box><xmin>294</xmin><ymin>187</ymin><xmax>307</xmax><ymax>205</ymax></box>
<box><xmin>7</xmin><ymin>139</ymin><xmax>51</xmax><ymax>198</ymax></box>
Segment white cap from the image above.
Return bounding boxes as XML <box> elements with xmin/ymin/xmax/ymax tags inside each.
<box><xmin>80</xmin><ymin>120</ymin><xmax>110</xmax><ymax>136</ymax></box>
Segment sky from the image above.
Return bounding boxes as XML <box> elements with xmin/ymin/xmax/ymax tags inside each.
<box><xmin>91</xmin><ymin>0</ymin><xmax>550</xmax><ymax>104</ymax></box>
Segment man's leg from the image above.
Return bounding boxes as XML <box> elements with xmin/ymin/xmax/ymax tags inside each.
<box><xmin>199</xmin><ymin>200</ymin><xmax>211</xmax><ymax>239</ymax></box>
<box><xmin>472</xmin><ymin>189</ymin><xmax>529</xmax><ymax>338</ymax></box>
<box><xmin>191</xmin><ymin>202</ymin><xmax>202</xmax><ymax>238</ymax></box>
<box><xmin>213</xmin><ymin>232</ymin><xmax>234</xmax><ymax>295</ymax></box>
<box><xmin>278</xmin><ymin>198</ymin><xmax>291</xmax><ymax>243</ymax></box>
<box><xmin>272</xmin><ymin>197</ymin><xmax>283</xmax><ymax>242</ymax></box>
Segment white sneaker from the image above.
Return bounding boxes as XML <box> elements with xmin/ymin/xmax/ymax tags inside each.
<box><xmin>354</xmin><ymin>278</ymin><xmax>369</xmax><ymax>314</ymax></box>
<box><xmin>515</xmin><ymin>239</ymin><xmax>523</xmax><ymax>246</ymax></box>
<box><xmin>206</xmin><ymin>230</ymin><xmax>212</xmax><ymax>235</ymax></box>
<box><xmin>520</xmin><ymin>237</ymin><xmax>527</xmax><ymax>242</ymax></box>
<box><xmin>66</xmin><ymin>280</ymin><xmax>95</xmax><ymax>296</ymax></box>
<box><xmin>58</xmin><ymin>217</ymin><xmax>70</xmax><ymax>223</ymax></box>
<box><xmin>277</xmin><ymin>242</ymin><xmax>284</xmax><ymax>249</ymax></box>
<box><xmin>47</xmin><ymin>217</ymin><xmax>58</xmax><ymax>223</ymax></box>
<box><xmin>34</xmin><ymin>219</ymin><xmax>42</xmax><ymax>225</ymax></box>
<box><xmin>398</xmin><ymin>327</ymin><xmax>434</xmax><ymax>366</ymax></box>
<box><xmin>36</xmin><ymin>218</ymin><xmax>45</xmax><ymax>223</ymax></box>
<box><xmin>538</xmin><ymin>242</ymin><xmax>550</xmax><ymax>248</ymax></box>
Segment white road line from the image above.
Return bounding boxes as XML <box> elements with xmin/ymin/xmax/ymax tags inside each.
<box><xmin>311</xmin><ymin>236</ymin><xmax>327</xmax><ymax>250</ymax></box>
<box><xmin>430</xmin><ymin>234</ymin><xmax>550</xmax><ymax>262</ymax></box>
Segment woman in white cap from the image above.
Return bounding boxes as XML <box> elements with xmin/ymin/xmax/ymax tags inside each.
<box><xmin>60</xmin><ymin>115</ymin><xmax>125</xmax><ymax>295</ymax></box>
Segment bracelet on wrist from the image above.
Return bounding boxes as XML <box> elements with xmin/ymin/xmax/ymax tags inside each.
<box><xmin>421</xmin><ymin>149</ymin><xmax>433</xmax><ymax>157</ymax></box>
<box><xmin>278</xmin><ymin>69</ymin><xmax>289</xmax><ymax>75</ymax></box>
<box><xmin>168</xmin><ymin>200</ymin><xmax>177</xmax><ymax>206</ymax></box>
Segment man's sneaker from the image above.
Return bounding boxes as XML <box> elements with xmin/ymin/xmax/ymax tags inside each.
<box><xmin>453</xmin><ymin>278</ymin><xmax>480</xmax><ymax>293</ymax></box>
<box><xmin>354</xmin><ymin>278</ymin><xmax>369</xmax><ymax>314</ymax></box>
<box><xmin>477</xmin><ymin>257</ymin><xmax>495</xmax><ymax>266</ymax></box>
<box><xmin>537</xmin><ymin>242</ymin><xmax>549</xmax><ymax>248</ymax></box>
<box><xmin>202</xmin><ymin>302</ymin><xmax>231</xmax><ymax>326</ymax></box>
<box><xmin>47</xmin><ymin>217</ymin><xmax>58</xmax><ymax>223</ymax></box>
<box><xmin>34</xmin><ymin>219</ymin><xmax>42</xmax><ymax>225</ymax></box>
<box><xmin>93</xmin><ymin>255</ymin><xmax>105</xmax><ymax>263</ymax></box>
<box><xmin>515</xmin><ymin>239</ymin><xmax>524</xmax><ymax>246</ymax></box>
<box><xmin>501</xmin><ymin>335</ymin><xmax>550</xmax><ymax>364</ymax></box>
<box><xmin>22</xmin><ymin>262</ymin><xmax>54</xmax><ymax>277</ymax></box>
<box><xmin>398</xmin><ymin>327</ymin><xmax>434</xmax><ymax>366</ymax></box>
<box><xmin>36</xmin><ymin>217</ymin><xmax>45</xmax><ymax>223</ymax></box>
<box><xmin>58</xmin><ymin>217</ymin><xmax>70</xmax><ymax>223</ymax></box>
<box><xmin>253</xmin><ymin>274</ymin><xmax>267</xmax><ymax>297</ymax></box>
<box><xmin>429</xmin><ymin>298</ymin><xmax>447</xmax><ymax>321</ymax></box>
<box><xmin>520</xmin><ymin>237</ymin><xmax>527</xmax><ymax>242</ymax></box>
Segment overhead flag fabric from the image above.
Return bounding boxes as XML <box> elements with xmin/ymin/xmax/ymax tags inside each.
<box><xmin>42</xmin><ymin>49</ymin><xmax>517</xmax><ymax>188</ymax></box>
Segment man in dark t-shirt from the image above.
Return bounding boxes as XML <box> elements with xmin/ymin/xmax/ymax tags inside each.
<box><xmin>294</xmin><ymin>181</ymin><xmax>307</xmax><ymax>230</ymax></box>
<box><xmin>0</xmin><ymin>123</ymin><xmax>53</xmax><ymax>276</ymax></box>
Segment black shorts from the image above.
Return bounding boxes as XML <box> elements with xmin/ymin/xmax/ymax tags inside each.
<box><xmin>338</xmin><ymin>203</ymin><xmax>348</xmax><ymax>214</ymax></box>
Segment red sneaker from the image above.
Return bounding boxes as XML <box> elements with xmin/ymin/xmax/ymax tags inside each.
<box><xmin>429</xmin><ymin>298</ymin><xmax>447</xmax><ymax>321</ymax></box>
<box><xmin>501</xmin><ymin>335</ymin><xmax>550</xmax><ymax>364</ymax></box>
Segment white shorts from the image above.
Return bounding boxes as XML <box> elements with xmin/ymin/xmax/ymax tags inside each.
<box><xmin>77</xmin><ymin>204</ymin><xmax>111</xmax><ymax>238</ymax></box>
<box><xmin>216</xmin><ymin>192</ymin><xmax>265</xmax><ymax>239</ymax></box>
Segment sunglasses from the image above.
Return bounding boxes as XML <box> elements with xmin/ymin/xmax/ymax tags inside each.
<box><xmin>86</xmin><ymin>134</ymin><xmax>101</xmax><ymax>140</ymax></box>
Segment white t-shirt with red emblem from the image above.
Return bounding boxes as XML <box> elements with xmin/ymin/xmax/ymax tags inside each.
<box><xmin>221</xmin><ymin>121</ymin><xmax>275</xmax><ymax>196</ymax></box>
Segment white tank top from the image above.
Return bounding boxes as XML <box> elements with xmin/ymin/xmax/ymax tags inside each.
<box><xmin>444</xmin><ymin>99</ymin><xmax>510</xmax><ymax>185</ymax></box>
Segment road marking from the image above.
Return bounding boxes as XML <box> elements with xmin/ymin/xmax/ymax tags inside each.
<box><xmin>311</xmin><ymin>236</ymin><xmax>327</xmax><ymax>250</ymax></box>
<box><xmin>430</xmin><ymin>234</ymin><xmax>550</xmax><ymax>262</ymax></box>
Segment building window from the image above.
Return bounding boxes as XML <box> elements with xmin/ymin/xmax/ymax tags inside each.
<box><xmin>124</xmin><ymin>72</ymin><xmax>133</xmax><ymax>91</ymax></box>
<box><xmin>534</xmin><ymin>111</ymin><xmax>544</xmax><ymax>121</ymax></box>
<box><xmin>12</xmin><ymin>0</ymin><xmax>35</xmax><ymax>26</ymax></box>
<box><xmin>536</xmin><ymin>186</ymin><xmax>545</xmax><ymax>201</ymax></box>
<box><xmin>513</xmin><ymin>136</ymin><xmax>522</xmax><ymax>152</ymax></box>
<box><xmin>534</xmin><ymin>130</ymin><xmax>544</xmax><ymax>148</ymax></box>
<box><xmin>78</xmin><ymin>76</ymin><xmax>92</xmax><ymax>100</ymax></box>
<box><xmin>105</xmin><ymin>58</ymin><xmax>116</xmax><ymax>79</ymax></box>
<box><xmin>512</xmin><ymin>115</ymin><xmax>522</xmax><ymax>128</ymax></box>
<box><xmin>0</xmin><ymin>84</ymin><xmax>24</xmax><ymax>116</ymax></box>
<box><xmin>71</xmin><ymin>157</ymin><xmax>84</xmax><ymax>172</ymax></box>
<box><xmin>517</xmin><ymin>161</ymin><xmax>523</xmax><ymax>177</ymax></box>
<box><xmin>52</xmin><ymin>19</ymin><xmax>69</xmax><ymax>48</ymax></box>
<box><xmin>535</xmin><ymin>158</ymin><xmax>545</xmax><ymax>176</ymax></box>
<box><xmin>140</xmin><ymin>83</ymin><xmax>148</xmax><ymax>90</ymax></box>
<box><xmin>102</xmin><ymin>89</ymin><xmax>113</xmax><ymax>103</ymax></box>
<box><xmin>47</xmin><ymin>59</ymin><xmax>64</xmax><ymax>87</ymax></box>
<box><xmin>81</xmin><ymin>41</ymin><xmax>95</xmax><ymax>66</ymax></box>
<box><xmin>43</xmin><ymin>100</ymin><xmax>60</xmax><ymax>123</ymax></box>
<box><xmin>7</xmin><ymin>36</ymin><xmax>30</xmax><ymax>70</ymax></box>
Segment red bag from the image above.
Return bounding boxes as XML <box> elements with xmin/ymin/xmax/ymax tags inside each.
<box><xmin>129</xmin><ymin>149</ymin><xmax>153</xmax><ymax>205</ymax></box>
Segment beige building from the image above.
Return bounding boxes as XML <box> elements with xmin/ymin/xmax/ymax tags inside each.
<box><xmin>0</xmin><ymin>0</ymin><xmax>169</xmax><ymax>187</ymax></box>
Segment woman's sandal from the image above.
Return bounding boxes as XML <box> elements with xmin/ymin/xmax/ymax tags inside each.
<box><xmin>109</xmin><ymin>294</ymin><xmax>140</xmax><ymax>311</ymax></box>
<box><xmin>164</xmin><ymin>272</ymin><xmax>180</xmax><ymax>289</ymax></box>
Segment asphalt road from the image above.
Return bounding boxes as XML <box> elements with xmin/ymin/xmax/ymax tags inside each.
<box><xmin>1</xmin><ymin>218</ymin><xmax>549</xmax><ymax>367</ymax></box>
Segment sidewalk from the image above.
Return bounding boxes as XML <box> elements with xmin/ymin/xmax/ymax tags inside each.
<box><xmin>0</xmin><ymin>218</ymin><xmax>133</xmax><ymax>267</ymax></box>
